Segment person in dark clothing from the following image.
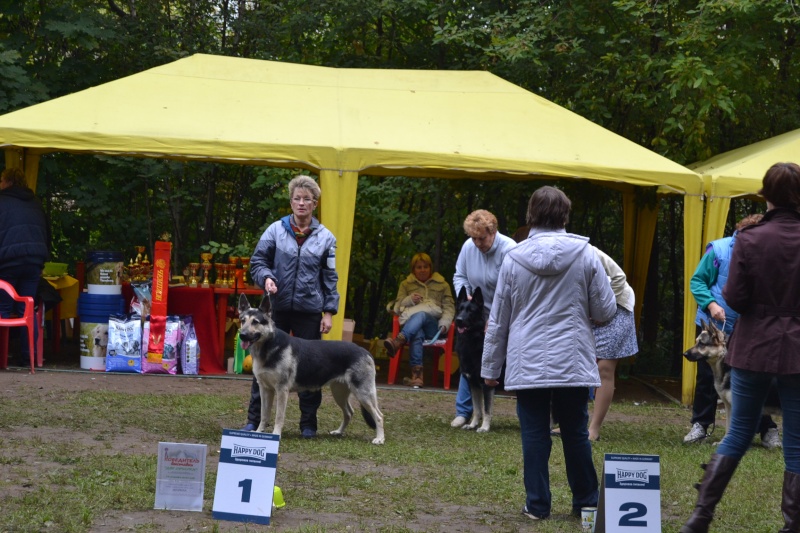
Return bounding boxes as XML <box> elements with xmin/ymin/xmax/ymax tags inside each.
<box><xmin>241</xmin><ymin>174</ymin><xmax>339</xmax><ymax>439</ymax></box>
<box><xmin>0</xmin><ymin>167</ymin><xmax>49</xmax><ymax>366</ymax></box>
<box><xmin>680</xmin><ymin>162</ymin><xmax>800</xmax><ymax>533</ymax></box>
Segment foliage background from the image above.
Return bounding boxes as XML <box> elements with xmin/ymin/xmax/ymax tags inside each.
<box><xmin>1</xmin><ymin>0</ymin><xmax>796</xmax><ymax>375</ymax></box>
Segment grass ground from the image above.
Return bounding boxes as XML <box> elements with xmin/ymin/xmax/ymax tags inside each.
<box><xmin>0</xmin><ymin>367</ymin><xmax>788</xmax><ymax>532</ymax></box>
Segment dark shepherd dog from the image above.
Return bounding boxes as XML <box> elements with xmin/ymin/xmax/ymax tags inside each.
<box><xmin>454</xmin><ymin>286</ymin><xmax>495</xmax><ymax>432</ymax></box>
<box><xmin>237</xmin><ymin>294</ymin><xmax>385</xmax><ymax>444</ymax></box>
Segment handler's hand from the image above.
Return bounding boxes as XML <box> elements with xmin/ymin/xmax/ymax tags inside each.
<box><xmin>320</xmin><ymin>312</ymin><xmax>333</xmax><ymax>335</ymax></box>
<box><xmin>264</xmin><ymin>278</ymin><xmax>278</xmax><ymax>294</ymax></box>
<box><xmin>708</xmin><ymin>301</ymin><xmax>726</xmax><ymax>323</ymax></box>
<box><xmin>438</xmin><ymin>325</ymin><xmax>448</xmax><ymax>336</ymax></box>
<box><xmin>411</xmin><ymin>293</ymin><xmax>423</xmax><ymax>304</ymax></box>
<box><xmin>485</xmin><ymin>379</ymin><xmax>499</xmax><ymax>387</ymax></box>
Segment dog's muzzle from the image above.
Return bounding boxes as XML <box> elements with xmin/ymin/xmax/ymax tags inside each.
<box><xmin>239</xmin><ymin>333</ymin><xmax>261</xmax><ymax>351</ymax></box>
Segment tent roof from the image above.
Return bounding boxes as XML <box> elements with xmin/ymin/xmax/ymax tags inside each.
<box><xmin>691</xmin><ymin>128</ymin><xmax>800</xmax><ymax>198</ymax></box>
<box><xmin>0</xmin><ymin>53</ymin><xmax>700</xmax><ymax>193</ymax></box>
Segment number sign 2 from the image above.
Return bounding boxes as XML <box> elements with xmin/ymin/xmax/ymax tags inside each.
<box><xmin>212</xmin><ymin>429</ymin><xmax>280</xmax><ymax>525</ymax></box>
<box><xmin>596</xmin><ymin>453</ymin><xmax>661</xmax><ymax>533</ymax></box>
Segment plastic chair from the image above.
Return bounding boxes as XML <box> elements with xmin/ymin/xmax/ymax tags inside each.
<box><xmin>386</xmin><ymin>315</ymin><xmax>455</xmax><ymax>389</ymax></box>
<box><xmin>0</xmin><ymin>279</ymin><xmax>36</xmax><ymax>373</ymax></box>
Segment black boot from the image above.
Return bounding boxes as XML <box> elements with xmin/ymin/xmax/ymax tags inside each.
<box><xmin>679</xmin><ymin>454</ymin><xmax>739</xmax><ymax>533</ymax></box>
<box><xmin>780</xmin><ymin>470</ymin><xmax>800</xmax><ymax>533</ymax></box>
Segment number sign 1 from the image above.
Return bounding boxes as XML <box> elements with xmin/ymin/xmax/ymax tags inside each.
<box><xmin>596</xmin><ymin>453</ymin><xmax>661</xmax><ymax>533</ymax></box>
<box><xmin>212</xmin><ymin>429</ymin><xmax>281</xmax><ymax>525</ymax></box>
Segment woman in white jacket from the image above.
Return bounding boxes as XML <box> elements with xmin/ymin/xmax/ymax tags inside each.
<box><xmin>482</xmin><ymin>186</ymin><xmax>616</xmax><ymax>521</ymax></box>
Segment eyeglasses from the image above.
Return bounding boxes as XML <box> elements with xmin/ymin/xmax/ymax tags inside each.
<box><xmin>291</xmin><ymin>197</ymin><xmax>316</xmax><ymax>204</ymax></box>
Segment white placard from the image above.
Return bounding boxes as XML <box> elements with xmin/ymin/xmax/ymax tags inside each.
<box><xmin>596</xmin><ymin>453</ymin><xmax>661</xmax><ymax>533</ymax></box>
<box><xmin>212</xmin><ymin>429</ymin><xmax>281</xmax><ymax>525</ymax></box>
<box><xmin>154</xmin><ymin>442</ymin><xmax>208</xmax><ymax>511</ymax></box>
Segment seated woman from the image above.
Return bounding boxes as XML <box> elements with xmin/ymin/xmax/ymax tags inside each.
<box><xmin>384</xmin><ymin>252</ymin><xmax>455</xmax><ymax>388</ymax></box>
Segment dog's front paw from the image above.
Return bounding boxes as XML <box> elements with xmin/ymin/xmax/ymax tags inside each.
<box><xmin>462</xmin><ymin>423</ymin><xmax>477</xmax><ymax>431</ymax></box>
<box><xmin>476</xmin><ymin>426</ymin><xmax>490</xmax><ymax>433</ymax></box>
<box><xmin>329</xmin><ymin>429</ymin><xmax>343</xmax><ymax>436</ymax></box>
<box><xmin>371</xmin><ymin>437</ymin><xmax>385</xmax><ymax>445</ymax></box>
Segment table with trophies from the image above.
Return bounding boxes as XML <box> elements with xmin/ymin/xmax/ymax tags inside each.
<box><xmin>185</xmin><ymin>253</ymin><xmax>262</xmax><ymax>368</ymax></box>
<box><xmin>122</xmin><ymin>250</ymin><xmax>261</xmax><ymax>373</ymax></box>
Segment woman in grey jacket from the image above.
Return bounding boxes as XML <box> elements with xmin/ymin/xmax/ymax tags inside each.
<box><xmin>482</xmin><ymin>186</ymin><xmax>616</xmax><ymax>521</ymax></box>
<box><xmin>242</xmin><ymin>175</ymin><xmax>339</xmax><ymax>439</ymax></box>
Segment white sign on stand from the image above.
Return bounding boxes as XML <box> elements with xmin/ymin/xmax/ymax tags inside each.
<box><xmin>212</xmin><ymin>429</ymin><xmax>280</xmax><ymax>525</ymax></box>
<box><xmin>154</xmin><ymin>442</ymin><xmax>208</xmax><ymax>511</ymax></box>
<box><xmin>596</xmin><ymin>453</ymin><xmax>661</xmax><ymax>533</ymax></box>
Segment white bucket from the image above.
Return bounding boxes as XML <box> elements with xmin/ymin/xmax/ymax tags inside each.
<box><xmin>79</xmin><ymin>321</ymin><xmax>108</xmax><ymax>370</ymax></box>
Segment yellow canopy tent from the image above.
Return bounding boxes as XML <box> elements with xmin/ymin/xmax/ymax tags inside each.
<box><xmin>0</xmin><ymin>53</ymin><xmax>704</xmax><ymax>388</ymax></box>
<box><xmin>692</xmin><ymin>128</ymin><xmax>800</xmax><ymax>242</ymax></box>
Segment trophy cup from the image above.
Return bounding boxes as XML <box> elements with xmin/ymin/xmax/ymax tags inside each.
<box><xmin>241</xmin><ymin>257</ymin><xmax>250</xmax><ymax>286</ymax></box>
<box><xmin>188</xmin><ymin>262</ymin><xmax>200</xmax><ymax>287</ymax></box>
<box><xmin>215</xmin><ymin>263</ymin><xmax>227</xmax><ymax>288</ymax></box>
<box><xmin>200</xmin><ymin>253</ymin><xmax>213</xmax><ymax>288</ymax></box>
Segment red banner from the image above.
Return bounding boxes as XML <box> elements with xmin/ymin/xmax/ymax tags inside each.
<box><xmin>147</xmin><ymin>241</ymin><xmax>172</xmax><ymax>359</ymax></box>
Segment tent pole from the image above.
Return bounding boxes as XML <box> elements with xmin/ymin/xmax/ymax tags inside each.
<box><xmin>317</xmin><ymin>169</ymin><xmax>359</xmax><ymax>341</ymax></box>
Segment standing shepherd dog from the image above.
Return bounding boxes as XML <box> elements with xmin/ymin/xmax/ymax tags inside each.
<box><xmin>683</xmin><ymin>319</ymin><xmax>781</xmax><ymax>435</ymax></box>
<box><xmin>454</xmin><ymin>286</ymin><xmax>495</xmax><ymax>432</ymax></box>
<box><xmin>237</xmin><ymin>294</ymin><xmax>385</xmax><ymax>444</ymax></box>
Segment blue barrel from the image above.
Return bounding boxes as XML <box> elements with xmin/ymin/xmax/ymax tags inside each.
<box><xmin>86</xmin><ymin>250</ymin><xmax>124</xmax><ymax>295</ymax></box>
<box><xmin>78</xmin><ymin>293</ymin><xmax>126</xmax><ymax>370</ymax></box>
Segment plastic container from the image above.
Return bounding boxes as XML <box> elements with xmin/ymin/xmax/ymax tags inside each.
<box><xmin>86</xmin><ymin>251</ymin><xmax>124</xmax><ymax>294</ymax></box>
<box><xmin>78</xmin><ymin>293</ymin><xmax>126</xmax><ymax>370</ymax></box>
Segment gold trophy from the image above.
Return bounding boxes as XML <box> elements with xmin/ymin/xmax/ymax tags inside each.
<box><xmin>188</xmin><ymin>262</ymin><xmax>200</xmax><ymax>287</ymax></box>
<box><xmin>241</xmin><ymin>257</ymin><xmax>250</xmax><ymax>286</ymax></box>
<box><xmin>215</xmin><ymin>263</ymin><xmax>227</xmax><ymax>288</ymax></box>
<box><xmin>200</xmin><ymin>253</ymin><xmax>213</xmax><ymax>288</ymax></box>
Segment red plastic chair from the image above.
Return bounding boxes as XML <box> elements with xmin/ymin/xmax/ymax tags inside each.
<box><xmin>0</xmin><ymin>279</ymin><xmax>36</xmax><ymax>373</ymax></box>
<box><xmin>386</xmin><ymin>315</ymin><xmax>456</xmax><ymax>389</ymax></box>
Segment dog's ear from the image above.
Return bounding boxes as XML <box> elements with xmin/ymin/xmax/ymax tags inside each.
<box><xmin>457</xmin><ymin>286</ymin><xmax>468</xmax><ymax>302</ymax></box>
<box><xmin>472</xmin><ymin>287</ymin><xmax>484</xmax><ymax>308</ymax></box>
<box><xmin>258</xmin><ymin>294</ymin><xmax>273</xmax><ymax>316</ymax></box>
<box><xmin>238</xmin><ymin>293</ymin><xmax>251</xmax><ymax>316</ymax></box>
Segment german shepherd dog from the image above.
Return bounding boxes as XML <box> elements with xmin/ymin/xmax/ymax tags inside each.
<box><xmin>237</xmin><ymin>294</ymin><xmax>385</xmax><ymax>444</ymax></box>
<box><xmin>683</xmin><ymin>319</ymin><xmax>781</xmax><ymax>433</ymax></box>
<box><xmin>454</xmin><ymin>286</ymin><xmax>495</xmax><ymax>432</ymax></box>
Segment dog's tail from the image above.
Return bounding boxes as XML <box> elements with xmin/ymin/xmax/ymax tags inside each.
<box><xmin>361</xmin><ymin>406</ymin><xmax>377</xmax><ymax>429</ymax></box>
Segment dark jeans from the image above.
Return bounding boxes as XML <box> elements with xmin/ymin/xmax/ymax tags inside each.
<box><xmin>246</xmin><ymin>310</ymin><xmax>322</xmax><ymax>431</ymax></box>
<box><xmin>0</xmin><ymin>264</ymin><xmax>41</xmax><ymax>361</ymax></box>
<box><xmin>517</xmin><ymin>387</ymin><xmax>598</xmax><ymax>519</ymax></box>
<box><xmin>718</xmin><ymin>369</ymin><xmax>800</xmax><ymax>472</ymax></box>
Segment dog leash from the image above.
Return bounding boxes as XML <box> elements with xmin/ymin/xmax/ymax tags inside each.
<box><xmin>422</xmin><ymin>329</ymin><xmax>442</xmax><ymax>345</ymax></box>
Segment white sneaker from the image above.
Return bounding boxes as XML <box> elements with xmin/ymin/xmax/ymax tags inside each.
<box><xmin>762</xmin><ymin>427</ymin><xmax>782</xmax><ymax>449</ymax></box>
<box><xmin>450</xmin><ymin>415</ymin><xmax>467</xmax><ymax>428</ymax></box>
<box><xmin>683</xmin><ymin>422</ymin><xmax>708</xmax><ymax>443</ymax></box>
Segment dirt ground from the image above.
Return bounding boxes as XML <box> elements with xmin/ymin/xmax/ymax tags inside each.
<box><xmin>0</xmin><ymin>364</ymin><xmax>683</xmax><ymax>532</ymax></box>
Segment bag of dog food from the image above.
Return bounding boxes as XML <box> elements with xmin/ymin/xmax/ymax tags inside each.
<box><xmin>105</xmin><ymin>313</ymin><xmax>142</xmax><ymax>373</ymax></box>
<box><xmin>179</xmin><ymin>316</ymin><xmax>200</xmax><ymax>375</ymax></box>
<box><xmin>142</xmin><ymin>315</ymin><xmax>180</xmax><ymax>375</ymax></box>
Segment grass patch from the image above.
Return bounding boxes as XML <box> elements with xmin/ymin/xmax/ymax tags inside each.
<box><xmin>0</xmin><ymin>380</ymin><xmax>787</xmax><ymax>532</ymax></box>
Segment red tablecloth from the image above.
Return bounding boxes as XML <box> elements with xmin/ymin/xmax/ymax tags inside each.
<box><xmin>168</xmin><ymin>287</ymin><xmax>226</xmax><ymax>375</ymax></box>
<box><xmin>122</xmin><ymin>285</ymin><xmax>226</xmax><ymax>375</ymax></box>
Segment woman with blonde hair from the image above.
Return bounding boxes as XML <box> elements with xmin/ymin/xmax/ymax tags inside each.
<box><xmin>384</xmin><ymin>253</ymin><xmax>455</xmax><ymax>388</ymax></box>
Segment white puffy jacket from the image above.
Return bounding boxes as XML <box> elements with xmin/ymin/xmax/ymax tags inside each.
<box><xmin>481</xmin><ymin>229</ymin><xmax>616</xmax><ymax>390</ymax></box>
